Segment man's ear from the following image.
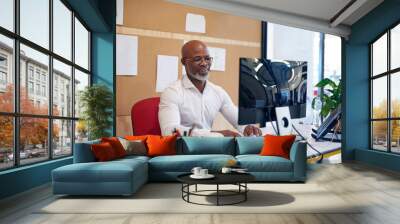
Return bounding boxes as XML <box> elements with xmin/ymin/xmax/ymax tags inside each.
<box><xmin>181</xmin><ymin>58</ymin><xmax>185</xmax><ymax>65</ymax></box>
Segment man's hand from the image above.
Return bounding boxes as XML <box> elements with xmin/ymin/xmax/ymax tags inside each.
<box><xmin>212</xmin><ymin>130</ymin><xmax>241</xmax><ymax>137</ymax></box>
<box><xmin>243</xmin><ymin>125</ymin><xmax>262</xmax><ymax>136</ymax></box>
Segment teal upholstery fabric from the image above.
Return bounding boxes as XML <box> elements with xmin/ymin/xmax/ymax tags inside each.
<box><xmin>52</xmin><ymin>158</ymin><xmax>148</xmax><ymax>195</ymax></box>
<box><xmin>179</xmin><ymin>137</ymin><xmax>235</xmax><ymax>155</ymax></box>
<box><xmin>289</xmin><ymin>141</ymin><xmax>307</xmax><ymax>181</ymax></box>
<box><xmin>149</xmin><ymin>154</ymin><xmax>235</xmax><ymax>172</ymax></box>
<box><xmin>235</xmin><ymin>137</ymin><xmax>264</xmax><ymax>155</ymax></box>
<box><xmin>235</xmin><ymin>155</ymin><xmax>293</xmax><ymax>172</ymax></box>
<box><xmin>73</xmin><ymin>140</ymin><xmax>100</xmax><ymax>163</ymax></box>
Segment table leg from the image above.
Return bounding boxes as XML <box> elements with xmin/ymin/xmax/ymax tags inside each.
<box><xmin>245</xmin><ymin>183</ymin><xmax>247</xmax><ymax>201</ymax></box>
<box><xmin>187</xmin><ymin>184</ymin><xmax>190</xmax><ymax>202</ymax></box>
<box><xmin>195</xmin><ymin>184</ymin><xmax>197</xmax><ymax>192</ymax></box>
<box><xmin>217</xmin><ymin>184</ymin><xmax>219</xmax><ymax>206</ymax></box>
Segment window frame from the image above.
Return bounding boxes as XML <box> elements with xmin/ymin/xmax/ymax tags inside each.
<box><xmin>0</xmin><ymin>0</ymin><xmax>92</xmax><ymax>171</ymax></box>
<box><xmin>369</xmin><ymin>20</ymin><xmax>400</xmax><ymax>154</ymax></box>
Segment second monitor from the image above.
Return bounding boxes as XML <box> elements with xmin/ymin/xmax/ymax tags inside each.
<box><xmin>238</xmin><ymin>58</ymin><xmax>307</xmax><ymax>128</ymax></box>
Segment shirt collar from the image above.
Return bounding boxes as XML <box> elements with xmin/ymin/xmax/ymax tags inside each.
<box><xmin>182</xmin><ymin>75</ymin><xmax>210</xmax><ymax>94</ymax></box>
<box><xmin>182</xmin><ymin>75</ymin><xmax>196</xmax><ymax>89</ymax></box>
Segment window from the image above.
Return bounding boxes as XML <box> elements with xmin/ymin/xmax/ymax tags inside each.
<box><xmin>20</xmin><ymin>0</ymin><xmax>49</xmax><ymax>49</ymax></box>
<box><xmin>28</xmin><ymin>67</ymin><xmax>34</xmax><ymax>80</ymax></box>
<box><xmin>35</xmin><ymin>83</ymin><xmax>40</xmax><ymax>95</ymax></box>
<box><xmin>42</xmin><ymin>85</ymin><xmax>46</xmax><ymax>97</ymax></box>
<box><xmin>0</xmin><ymin>0</ymin><xmax>14</xmax><ymax>32</ymax></box>
<box><xmin>28</xmin><ymin>81</ymin><xmax>34</xmax><ymax>94</ymax></box>
<box><xmin>370</xmin><ymin>23</ymin><xmax>400</xmax><ymax>154</ymax></box>
<box><xmin>53</xmin><ymin>59</ymin><xmax>72</xmax><ymax>117</ymax></box>
<box><xmin>0</xmin><ymin>0</ymin><xmax>91</xmax><ymax>170</ymax></box>
<box><xmin>324</xmin><ymin>34</ymin><xmax>342</xmax><ymax>82</ymax></box>
<box><xmin>74</xmin><ymin>69</ymin><xmax>89</xmax><ymax>119</ymax></box>
<box><xmin>75</xmin><ymin>18</ymin><xmax>89</xmax><ymax>70</ymax></box>
<box><xmin>35</xmin><ymin>70</ymin><xmax>41</xmax><ymax>81</ymax></box>
<box><xmin>0</xmin><ymin>54</ymin><xmax>8</xmax><ymax>86</ymax></box>
<box><xmin>0</xmin><ymin>71</ymin><xmax>6</xmax><ymax>85</ymax></box>
<box><xmin>0</xmin><ymin>55</ymin><xmax>7</xmax><ymax>67</ymax></box>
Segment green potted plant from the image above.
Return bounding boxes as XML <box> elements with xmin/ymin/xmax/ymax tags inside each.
<box><xmin>312</xmin><ymin>78</ymin><xmax>342</xmax><ymax>118</ymax></box>
<box><xmin>79</xmin><ymin>84</ymin><xmax>113</xmax><ymax>140</ymax></box>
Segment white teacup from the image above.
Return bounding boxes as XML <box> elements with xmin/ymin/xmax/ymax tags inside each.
<box><xmin>199</xmin><ymin>169</ymin><xmax>208</xmax><ymax>176</ymax></box>
<box><xmin>221</xmin><ymin>167</ymin><xmax>232</xmax><ymax>174</ymax></box>
<box><xmin>191</xmin><ymin>167</ymin><xmax>202</xmax><ymax>176</ymax></box>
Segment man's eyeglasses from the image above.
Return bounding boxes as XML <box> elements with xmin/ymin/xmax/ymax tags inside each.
<box><xmin>185</xmin><ymin>56</ymin><xmax>213</xmax><ymax>64</ymax></box>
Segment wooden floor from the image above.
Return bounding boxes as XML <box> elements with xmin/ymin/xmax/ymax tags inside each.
<box><xmin>1</xmin><ymin>162</ymin><xmax>400</xmax><ymax>224</ymax></box>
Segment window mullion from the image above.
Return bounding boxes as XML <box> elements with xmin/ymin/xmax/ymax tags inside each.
<box><xmin>13</xmin><ymin>0</ymin><xmax>20</xmax><ymax>167</ymax></box>
<box><xmin>388</xmin><ymin>30</ymin><xmax>391</xmax><ymax>153</ymax></box>
<box><xmin>71</xmin><ymin>10</ymin><xmax>76</xmax><ymax>154</ymax></box>
<box><xmin>49</xmin><ymin>0</ymin><xmax>54</xmax><ymax>160</ymax></box>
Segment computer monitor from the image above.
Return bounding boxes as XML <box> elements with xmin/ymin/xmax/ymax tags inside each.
<box><xmin>238</xmin><ymin>58</ymin><xmax>307</xmax><ymax>128</ymax></box>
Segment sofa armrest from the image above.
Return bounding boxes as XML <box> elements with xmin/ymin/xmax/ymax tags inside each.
<box><xmin>289</xmin><ymin>140</ymin><xmax>307</xmax><ymax>181</ymax></box>
<box><xmin>73</xmin><ymin>140</ymin><xmax>100</xmax><ymax>163</ymax></box>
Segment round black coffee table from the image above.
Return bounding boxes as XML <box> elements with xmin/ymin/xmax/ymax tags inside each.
<box><xmin>177</xmin><ymin>173</ymin><xmax>255</xmax><ymax>206</ymax></box>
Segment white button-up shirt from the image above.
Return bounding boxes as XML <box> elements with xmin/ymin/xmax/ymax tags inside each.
<box><xmin>159</xmin><ymin>75</ymin><xmax>243</xmax><ymax>137</ymax></box>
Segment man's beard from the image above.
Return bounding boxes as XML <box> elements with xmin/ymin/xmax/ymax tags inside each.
<box><xmin>188</xmin><ymin>72</ymin><xmax>208</xmax><ymax>81</ymax></box>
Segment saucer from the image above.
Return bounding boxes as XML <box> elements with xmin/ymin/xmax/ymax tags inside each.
<box><xmin>190</xmin><ymin>174</ymin><xmax>215</xmax><ymax>179</ymax></box>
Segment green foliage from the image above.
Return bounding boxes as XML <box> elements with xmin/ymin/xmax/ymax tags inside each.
<box><xmin>79</xmin><ymin>84</ymin><xmax>113</xmax><ymax>140</ymax></box>
<box><xmin>312</xmin><ymin>78</ymin><xmax>342</xmax><ymax>118</ymax></box>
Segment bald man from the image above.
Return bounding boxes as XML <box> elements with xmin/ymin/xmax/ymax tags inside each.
<box><xmin>158</xmin><ymin>40</ymin><xmax>262</xmax><ymax>137</ymax></box>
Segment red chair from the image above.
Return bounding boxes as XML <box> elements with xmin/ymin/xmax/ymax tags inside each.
<box><xmin>131</xmin><ymin>97</ymin><xmax>161</xmax><ymax>135</ymax></box>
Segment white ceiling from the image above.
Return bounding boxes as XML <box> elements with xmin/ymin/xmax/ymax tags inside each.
<box><xmin>226</xmin><ymin>0</ymin><xmax>352</xmax><ymax>23</ymax></box>
<box><xmin>167</xmin><ymin>0</ymin><xmax>384</xmax><ymax>38</ymax></box>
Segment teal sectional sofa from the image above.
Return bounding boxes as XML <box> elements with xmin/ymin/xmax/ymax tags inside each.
<box><xmin>52</xmin><ymin>137</ymin><xmax>307</xmax><ymax>196</ymax></box>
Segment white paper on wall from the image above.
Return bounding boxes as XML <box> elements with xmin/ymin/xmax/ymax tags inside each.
<box><xmin>116</xmin><ymin>0</ymin><xmax>124</xmax><ymax>25</ymax></box>
<box><xmin>208</xmin><ymin>47</ymin><xmax>226</xmax><ymax>71</ymax></box>
<box><xmin>116</xmin><ymin>34</ymin><xmax>138</xmax><ymax>76</ymax></box>
<box><xmin>156</xmin><ymin>55</ymin><xmax>179</xmax><ymax>92</ymax></box>
<box><xmin>185</xmin><ymin>13</ymin><xmax>206</xmax><ymax>33</ymax></box>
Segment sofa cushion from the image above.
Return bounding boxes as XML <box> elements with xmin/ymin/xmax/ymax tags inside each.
<box><xmin>260</xmin><ymin>134</ymin><xmax>296</xmax><ymax>159</ymax></box>
<box><xmin>119</xmin><ymin>138</ymin><xmax>147</xmax><ymax>156</ymax></box>
<box><xmin>53</xmin><ymin>156</ymin><xmax>148</xmax><ymax>182</ymax></box>
<box><xmin>179</xmin><ymin>137</ymin><xmax>235</xmax><ymax>155</ymax></box>
<box><xmin>101</xmin><ymin>137</ymin><xmax>127</xmax><ymax>158</ymax></box>
<box><xmin>148</xmin><ymin>154</ymin><xmax>235</xmax><ymax>172</ymax></box>
<box><xmin>114</xmin><ymin>155</ymin><xmax>150</xmax><ymax>164</ymax></box>
<box><xmin>235</xmin><ymin>137</ymin><xmax>264</xmax><ymax>155</ymax></box>
<box><xmin>236</xmin><ymin>155</ymin><xmax>293</xmax><ymax>172</ymax></box>
<box><xmin>52</xmin><ymin>157</ymin><xmax>148</xmax><ymax>195</ymax></box>
<box><xmin>91</xmin><ymin>142</ymin><xmax>118</xmax><ymax>161</ymax></box>
<box><xmin>147</xmin><ymin>135</ymin><xmax>177</xmax><ymax>157</ymax></box>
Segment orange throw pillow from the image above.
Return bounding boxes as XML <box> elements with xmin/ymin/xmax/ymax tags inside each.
<box><xmin>146</xmin><ymin>135</ymin><xmax>177</xmax><ymax>157</ymax></box>
<box><xmin>91</xmin><ymin>142</ymin><xmax>117</xmax><ymax>161</ymax></box>
<box><xmin>260</xmin><ymin>134</ymin><xmax>296</xmax><ymax>159</ymax></box>
<box><xmin>101</xmin><ymin>137</ymin><xmax>127</xmax><ymax>158</ymax></box>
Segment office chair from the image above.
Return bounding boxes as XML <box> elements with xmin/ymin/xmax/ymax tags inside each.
<box><xmin>131</xmin><ymin>97</ymin><xmax>161</xmax><ymax>135</ymax></box>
